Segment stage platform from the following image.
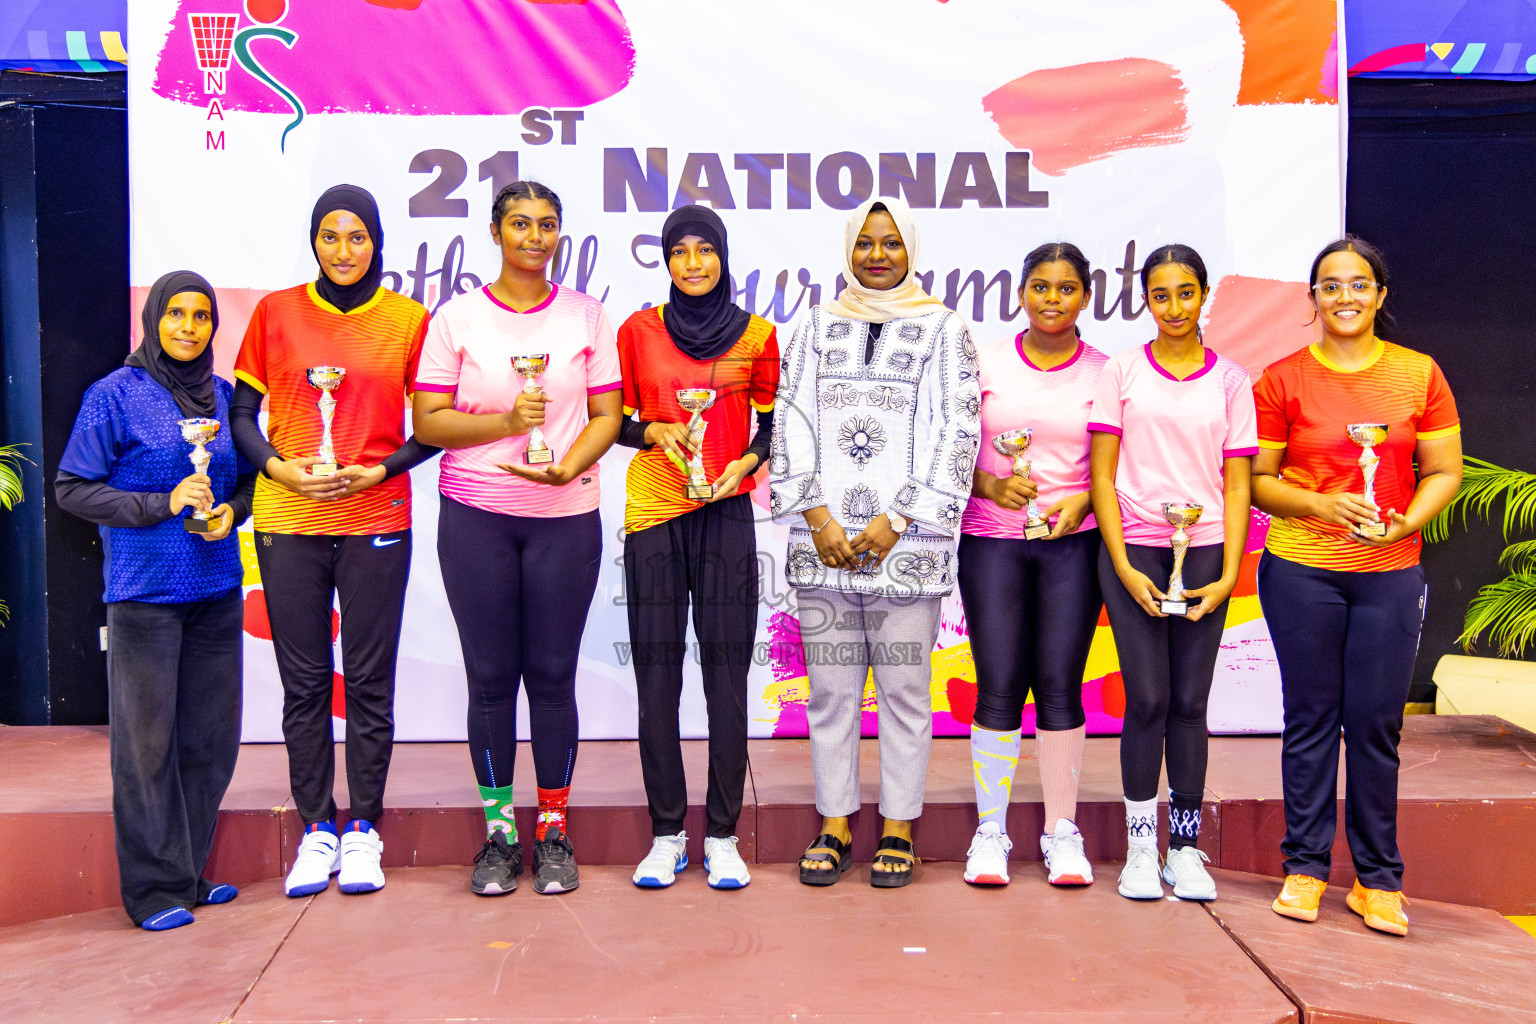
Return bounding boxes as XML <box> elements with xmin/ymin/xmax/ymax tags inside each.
<box><xmin>3</xmin><ymin>863</ymin><xmax>1533</xmax><ymax>1024</ymax></box>
<box><xmin>2</xmin><ymin>715</ymin><xmax>1534</xmax><ymax>932</ymax></box>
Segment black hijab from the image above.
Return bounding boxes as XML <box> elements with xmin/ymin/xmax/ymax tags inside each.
<box><xmin>126</xmin><ymin>270</ymin><xmax>219</xmax><ymax>419</ymax></box>
<box><xmin>311</xmin><ymin>184</ymin><xmax>384</xmax><ymax>313</ymax></box>
<box><xmin>660</xmin><ymin>205</ymin><xmax>751</xmax><ymax>361</ymax></box>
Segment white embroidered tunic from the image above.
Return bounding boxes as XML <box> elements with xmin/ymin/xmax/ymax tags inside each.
<box><xmin>769</xmin><ymin>305</ymin><xmax>981</xmax><ymax>597</ymax></box>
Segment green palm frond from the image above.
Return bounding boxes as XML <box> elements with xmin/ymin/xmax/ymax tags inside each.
<box><xmin>1424</xmin><ymin>457</ymin><xmax>1536</xmax><ymax>543</ymax></box>
<box><xmin>1499</xmin><ymin>539</ymin><xmax>1536</xmax><ymax>575</ymax></box>
<box><xmin>1458</xmin><ymin>572</ymin><xmax>1536</xmax><ymax>658</ymax></box>
<box><xmin>0</xmin><ymin>443</ymin><xmax>30</xmax><ymax>512</ymax></box>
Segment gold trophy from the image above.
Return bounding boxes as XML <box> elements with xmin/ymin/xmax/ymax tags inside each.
<box><xmin>1346</xmin><ymin>423</ymin><xmax>1389</xmax><ymax>538</ymax></box>
<box><xmin>305</xmin><ymin>366</ymin><xmax>346</xmax><ymax>476</ymax></box>
<box><xmin>177</xmin><ymin>417</ymin><xmax>221</xmax><ymax>533</ymax></box>
<box><xmin>676</xmin><ymin>387</ymin><xmax>717</xmax><ymax>500</ymax></box>
<box><xmin>511</xmin><ymin>354</ymin><xmax>555</xmax><ymax>465</ymax></box>
<box><xmin>1160</xmin><ymin>502</ymin><xmax>1204</xmax><ymax>615</ymax></box>
<box><xmin>993</xmin><ymin>428</ymin><xmax>1050</xmax><ymax>540</ymax></box>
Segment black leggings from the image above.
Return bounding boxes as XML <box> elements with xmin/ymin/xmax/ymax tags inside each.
<box><xmin>957</xmin><ymin>530</ymin><xmax>1102</xmax><ymax>732</ymax></box>
<box><xmin>438</xmin><ymin>496</ymin><xmax>602</xmax><ymax>793</ymax></box>
<box><xmin>255</xmin><ymin>530</ymin><xmax>411</xmax><ymax>827</ymax></box>
<box><xmin>623</xmin><ymin>495</ymin><xmax>759</xmax><ymax>837</ymax></box>
<box><xmin>1257</xmin><ymin>552</ymin><xmax>1426</xmax><ymax>890</ymax></box>
<box><xmin>1097</xmin><ymin>542</ymin><xmax>1228</xmax><ymax>802</ymax></box>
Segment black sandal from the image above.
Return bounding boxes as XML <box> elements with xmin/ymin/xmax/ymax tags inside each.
<box><xmin>871</xmin><ymin>835</ymin><xmax>916</xmax><ymax>888</ymax></box>
<box><xmin>798</xmin><ymin>833</ymin><xmax>853</xmax><ymax>886</ymax></box>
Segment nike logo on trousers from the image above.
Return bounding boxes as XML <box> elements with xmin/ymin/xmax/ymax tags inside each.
<box><xmin>372</xmin><ymin>537</ymin><xmax>402</xmax><ymax>547</ymax></box>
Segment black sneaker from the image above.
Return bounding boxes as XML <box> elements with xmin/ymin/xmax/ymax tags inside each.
<box><xmin>532</xmin><ymin>825</ymin><xmax>579</xmax><ymax>894</ymax></box>
<box><xmin>470</xmin><ymin>832</ymin><xmax>522</xmax><ymax>896</ymax></box>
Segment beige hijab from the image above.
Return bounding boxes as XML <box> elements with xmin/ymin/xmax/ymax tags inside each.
<box><xmin>822</xmin><ymin>195</ymin><xmax>949</xmax><ymax>323</ymax></box>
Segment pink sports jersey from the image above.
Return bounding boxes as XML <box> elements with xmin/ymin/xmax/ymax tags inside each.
<box><xmin>414</xmin><ymin>285</ymin><xmax>622</xmax><ymax>518</ymax></box>
<box><xmin>962</xmin><ymin>335</ymin><xmax>1108</xmax><ymax>540</ymax></box>
<box><xmin>1088</xmin><ymin>343</ymin><xmax>1258</xmax><ymax>547</ymax></box>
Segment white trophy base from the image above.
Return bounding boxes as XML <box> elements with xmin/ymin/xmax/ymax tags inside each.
<box><xmin>1160</xmin><ymin>598</ymin><xmax>1189</xmax><ymax>616</ymax></box>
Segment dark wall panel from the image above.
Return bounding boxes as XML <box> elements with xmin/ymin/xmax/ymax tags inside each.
<box><xmin>1346</xmin><ymin>79</ymin><xmax>1536</xmax><ymax>697</ymax></box>
<box><xmin>0</xmin><ymin>87</ymin><xmax>126</xmax><ymax>724</ymax></box>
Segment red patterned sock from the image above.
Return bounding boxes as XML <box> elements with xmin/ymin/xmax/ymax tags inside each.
<box><xmin>536</xmin><ymin>786</ymin><xmax>570</xmax><ymax>841</ymax></box>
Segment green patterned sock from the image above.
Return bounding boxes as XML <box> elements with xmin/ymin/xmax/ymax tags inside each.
<box><xmin>479</xmin><ymin>785</ymin><xmax>517</xmax><ymax>841</ymax></box>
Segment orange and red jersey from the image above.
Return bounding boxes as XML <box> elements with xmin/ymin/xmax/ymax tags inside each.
<box><xmin>1255</xmin><ymin>339</ymin><xmax>1459</xmax><ymax>572</ymax></box>
<box><xmin>617</xmin><ymin>307</ymin><xmax>779</xmax><ymax>534</ymax></box>
<box><xmin>234</xmin><ymin>283</ymin><xmax>428</xmax><ymax>536</ymax></box>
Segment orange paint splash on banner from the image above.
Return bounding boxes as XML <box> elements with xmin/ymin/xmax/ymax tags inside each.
<box><xmin>982</xmin><ymin>58</ymin><xmax>1190</xmax><ymax>175</ymax></box>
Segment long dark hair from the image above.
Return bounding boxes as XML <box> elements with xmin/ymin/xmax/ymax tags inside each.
<box><xmin>491</xmin><ymin>180</ymin><xmax>563</xmax><ymax>226</ymax></box>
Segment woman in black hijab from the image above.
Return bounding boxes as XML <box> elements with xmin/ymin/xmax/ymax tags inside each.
<box><xmin>227</xmin><ymin>184</ymin><xmax>436</xmax><ymax>899</ymax></box>
<box><xmin>55</xmin><ymin>271</ymin><xmax>255</xmax><ymax>930</ymax></box>
<box><xmin>616</xmin><ymin>206</ymin><xmax>780</xmax><ymax>890</ymax></box>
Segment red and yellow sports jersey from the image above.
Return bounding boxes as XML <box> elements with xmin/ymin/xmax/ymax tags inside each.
<box><xmin>234</xmin><ymin>283</ymin><xmax>428</xmax><ymax>536</ymax></box>
<box><xmin>1255</xmin><ymin>339</ymin><xmax>1459</xmax><ymax>572</ymax></box>
<box><xmin>618</xmin><ymin>307</ymin><xmax>779</xmax><ymax>534</ymax></box>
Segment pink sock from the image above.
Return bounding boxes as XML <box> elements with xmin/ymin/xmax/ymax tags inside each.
<box><xmin>1036</xmin><ymin>726</ymin><xmax>1085</xmax><ymax>833</ymax></box>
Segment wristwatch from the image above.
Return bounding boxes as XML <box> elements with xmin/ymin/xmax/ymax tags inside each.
<box><xmin>886</xmin><ymin>511</ymin><xmax>910</xmax><ymax>535</ymax></box>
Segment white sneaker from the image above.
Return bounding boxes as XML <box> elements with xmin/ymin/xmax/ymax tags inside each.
<box><xmin>633</xmin><ymin>832</ymin><xmax>689</xmax><ymax>888</ymax></box>
<box><xmin>1040</xmin><ymin>819</ymin><xmax>1094</xmax><ymax>886</ymax></box>
<box><xmin>285</xmin><ymin>825</ymin><xmax>340</xmax><ymax>897</ymax></box>
<box><xmin>703</xmin><ymin>836</ymin><xmax>751</xmax><ymax>889</ymax></box>
<box><xmin>1162</xmin><ymin>845</ymin><xmax>1217</xmax><ymax>901</ymax></box>
<box><xmin>337</xmin><ymin>823</ymin><xmax>385</xmax><ymax>894</ymax></box>
<box><xmin>1118</xmin><ymin>844</ymin><xmax>1164</xmax><ymax>900</ymax></box>
<box><xmin>964</xmin><ymin>823</ymin><xmax>1012</xmax><ymax>885</ymax></box>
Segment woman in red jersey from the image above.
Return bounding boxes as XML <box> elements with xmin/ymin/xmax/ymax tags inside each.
<box><xmin>230</xmin><ymin>184</ymin><xmax>435</xmax><ymax>899</ymax></box>
<box><xmin>616</xmin><ymin>205</ymin><xmax>778</xmax><ymax>891</ymax></box>
<box><xmin>1254</xmin><ymin>237</ymin><xmax>1461</xmax><ymax>937</ymax></box>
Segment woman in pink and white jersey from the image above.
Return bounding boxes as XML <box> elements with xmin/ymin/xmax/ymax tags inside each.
<box><xmin>959</xmin><ymin>243</ymin><xmax>1107</xmax><ymax>889</ymax></box>
<box><xmin>412</xmin><ymin>181</ymin><xmax>622</xmax><ymax>899</ymax></box>
<box><xmin>1088</xmin><ymin>243</ymin><xmax>1256</xmax><ymax>903</ymax></box>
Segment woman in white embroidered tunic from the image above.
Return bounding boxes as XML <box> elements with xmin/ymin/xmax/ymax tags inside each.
<box><xmin>770</xmin><ymin>196</ymin><xmax>980</xmax><ymax>887</ymax></box>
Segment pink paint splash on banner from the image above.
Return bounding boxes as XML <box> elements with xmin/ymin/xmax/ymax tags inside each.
<box><xmin>982</xmin><ymin>58</ymin><xmax>1190</xmax><ymax>175</ymax></box>
<box><xmin>152</xmin><ymin>0</ymin><xmax>635</xmax><ymax>115</ymax></box>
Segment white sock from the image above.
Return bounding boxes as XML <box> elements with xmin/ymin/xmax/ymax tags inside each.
<box><xmin>1125</xmin><ymin>797</ymin><xmax>1158</xmax><ymax>849</ymax></box>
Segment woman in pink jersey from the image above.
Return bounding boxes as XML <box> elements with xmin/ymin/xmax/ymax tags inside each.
<box><xmin>412</xmin><ymin>181</ymin><xmax>623</xmax><ymax>898</ymax></box>
<box><xmin>1088</xmin><ymin>243</ymin><xmax>1256</xmax><ymax>903</ymax></box>
<box><xmin>959</xmin><ymin>243</ymin><xmax>1107</xmax><ymax>888</ymax></box>
<box><xmin>1254</xmin><ymin>238</ymin><xmax>1460</xmax><ymax>936</ymax></box>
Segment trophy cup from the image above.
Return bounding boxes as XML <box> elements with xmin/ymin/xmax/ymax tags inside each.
<box><xmin>993</xmin><ymin>429</ymin><xmax>1050</xmax><ymax>540</ymax></box>
<box><xmin>511</xmin><ymin>354</ymin><xmax>555</xmax><ymax>465</ymax></box>
<box><xmin>1346</xmin><ymin>423</ymin><xmax>1389</xmax><ymax>537</ymax></box>
<box><xmin>177</xmin><ymin>417</ymin><xmax>221</xmax><ymax>533</ymax></box>
<box><xmin>676</xmin><ymin>387</ymin><xmax>717</xmax><ymax>500</ymax></box>
<box><xmin>305</xmin><ymin>366</ymin><xmax>346</xmax><ymax>477</ymax></box>
<box><xmin>1160</xmin><ymin>502</ymin><xmax>1205</xmax><ymax>615</ymax></box>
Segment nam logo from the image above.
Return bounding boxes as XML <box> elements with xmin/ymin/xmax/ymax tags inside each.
<box><xmin>188</xmin><ymin>0</ymin><xmax>304</xmax><ymax>152</ymax></box>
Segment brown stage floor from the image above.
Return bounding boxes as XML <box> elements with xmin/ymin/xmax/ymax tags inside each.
<box><xmin>2</xmin><ymin>715</ymin><xmax>1534</xmax><ymax>932</ymax></box>
<box><xmin>3</xmin><ymin>863</ymin><xmax>1533</xmax><ymax>1024</ymax></box>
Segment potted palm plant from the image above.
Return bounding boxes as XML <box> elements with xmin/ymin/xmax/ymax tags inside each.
<box><xmin>0</xmin><ymin>443</ymin><xmax>28</xmax><ymax>625</ymax></box>
<box><xmin>1425</xmin><ymin>456</ymin><xmax>1536</xmax><ymax>731</ymax></box>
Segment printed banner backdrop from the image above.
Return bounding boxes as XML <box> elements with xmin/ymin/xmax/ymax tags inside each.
<box><xmin>129</xmin><ymin>0</ymin><xmax>1343</xmax><ymax>743</ymax></box>
<box><xmin>1345</xmin><ymin>0</ymin><xmax>1536</xmax><ymax>79</ymax></box>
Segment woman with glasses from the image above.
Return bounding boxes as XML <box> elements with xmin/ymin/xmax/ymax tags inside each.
<box><xmin>1253</xmin><ymin>237</ymin><xmax>1461</xmax><ymax>936</ymax></box>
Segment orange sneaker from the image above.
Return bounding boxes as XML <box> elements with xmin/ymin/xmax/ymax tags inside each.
<box><xmin>1271</xmin><ymin>874</ymin><xmax>1326</xmax><ymax>922</ymax></box>
<box><xmin>1346</xmin><ymin>879</ymin><xmax>1409</xmax><ymax>936</ymax></box>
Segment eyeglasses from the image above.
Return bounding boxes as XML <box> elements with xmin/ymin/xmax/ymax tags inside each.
<box><xmin>1313</xmin><ymin>280</ymin><xmax>1378</xmax><ymax>299</ymax></box>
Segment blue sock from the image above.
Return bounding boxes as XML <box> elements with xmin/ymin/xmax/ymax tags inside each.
<box><xmin>307</xmin><ymin>819</ymin><xmax>339</xmax><ymax>837</ymax></box>
<box><xmin>141</xmin><ymin>907</ymin><xmax>194</xmax><ymax>931</ymax></box>
<box><xmin>201</xmin><ymin>883</ymin><xmax>239</xmax><ymax>905</ymax></box>
<box><xmin>345</xmin><ymin>819</ymin><xmax>376</xmax><ymax>835</ymax></box>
